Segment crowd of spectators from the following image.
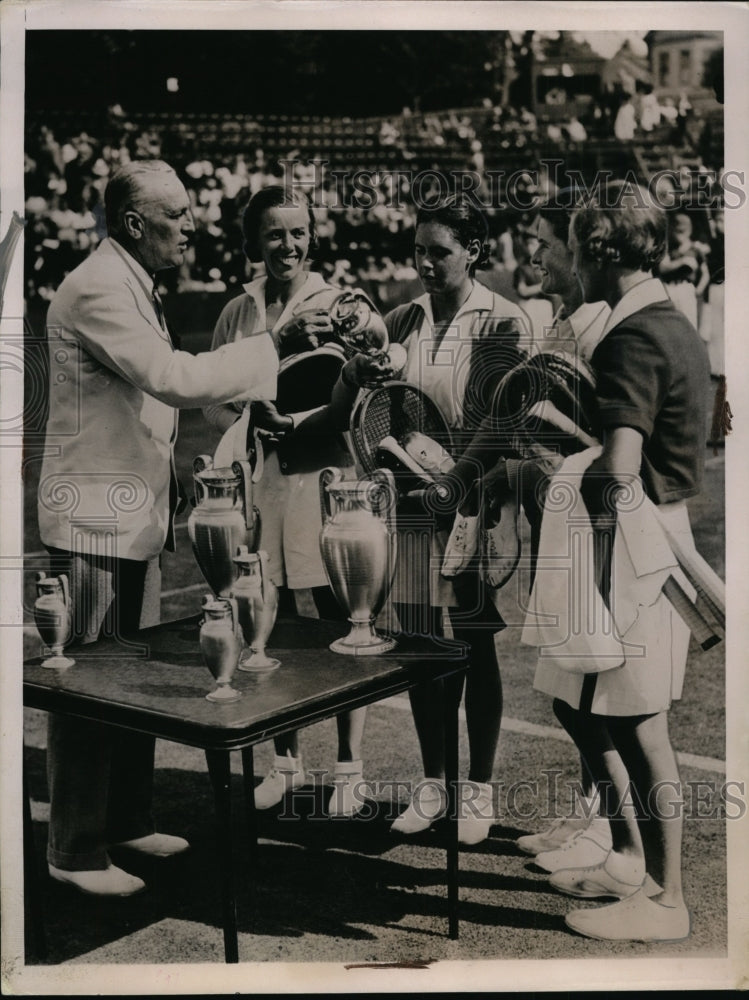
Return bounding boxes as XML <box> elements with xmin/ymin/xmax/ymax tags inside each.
<box><xmin>23</xmin><ymin>97</ymin><xmax>724</xmax><ymax>337</ymax></box>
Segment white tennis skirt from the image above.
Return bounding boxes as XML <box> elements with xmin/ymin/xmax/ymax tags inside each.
<box><xmin>533</xmin><ymin>500</ymin><xmax>694</xmax><ymax>717</ymax></box>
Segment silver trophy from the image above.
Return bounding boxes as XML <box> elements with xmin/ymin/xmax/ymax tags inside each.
<box><xmin>231</xmin><ymin>546</ymin><xmax>280</xmax><ymax>672</ymax></box>
<box><xmin>188</xmin><ymin>456</ymin><xmax>260</xmax><ymax>597</ymax></box>
<box><xmin>33</xmin><ymin>572</ymin><xmax>75</xmax><ymax>669</ymax></box>
<box><xmin>319</xmin><ymin>467</ymin><xmax>397</xmax><ymax>655</ymax></box>
<box><xmin>199</xmin><ymin>595</ymin><xmax>242</xmax><ymax>702</ymax></box>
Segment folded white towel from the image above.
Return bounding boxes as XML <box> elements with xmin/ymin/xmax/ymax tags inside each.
<box><xmin>521</xmin><ymin>447</ymin><xmax>679</xmax><ymax>673</ymax></box>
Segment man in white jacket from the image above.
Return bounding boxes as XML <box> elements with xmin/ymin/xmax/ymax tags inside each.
<box><xmin>38</xmin><ymin>159</ymin><xmax>277</xmax><ymax>896</ymax></box>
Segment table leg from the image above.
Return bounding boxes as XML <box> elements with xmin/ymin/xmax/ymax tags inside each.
<box><xmin>23</xmin><ymin>765</ymin><xmax>48</xmax><ymax>961</ymax></box>
<box><xmin>240</xmin><ymin>746</ymin><xmax>258</xmax><ymax>921</ymax></box>
<box><xmin>205</xmin><ymin>749</ymin><xmax>239</xmax><ymax>964</ymax></box>
<box><xmin>444</xmin><ymin>689</ymin><xmax>460</xmax><ymax>939</ymax></box>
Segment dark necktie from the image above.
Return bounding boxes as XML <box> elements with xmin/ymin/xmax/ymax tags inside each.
<box><xmin>152</xmin><ymin>284</ymin><xmax>181</xmax><ymax>349</ymax></box>
<box><xmin>152</xmin><ymin>284</ymin><xmax>168</xmax><ymax>333</ymax></box>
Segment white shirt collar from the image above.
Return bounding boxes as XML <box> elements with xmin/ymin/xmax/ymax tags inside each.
<box><xmin>241</xmin><ymin>270</ymin><xmax>331</xmax><ymax>330</ymax></box>
<box><xmin>413</xmin><ymin>279</ymin><xmax>496</xmax><ymax>327</ymax></box>
<box><xmin>108</xmin><ymin>237</ymin><xmax>158</xmax><ymax>295</ymax></box>
<box><xmin>602</xmin><ymin>277</ymin><xmax>669</xmax><ymax>336</ymax></box>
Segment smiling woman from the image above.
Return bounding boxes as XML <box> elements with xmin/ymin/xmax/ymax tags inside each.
<box><xmin>202</xmin><ymin>185</ymin><xmax>386</xmax><ymax>819</ymax></box>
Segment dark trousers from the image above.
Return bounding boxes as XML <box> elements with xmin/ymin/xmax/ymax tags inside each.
<box><xmin>44</xmin><ymin>548</ymin><xmax>161</xmax><ymax>871</ymax></box>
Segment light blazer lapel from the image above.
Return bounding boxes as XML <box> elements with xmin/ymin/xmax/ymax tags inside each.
<box><xmin>103</xmin><ymin>238</ymin><xmax>171</xmax><ymax>341</ymax></box>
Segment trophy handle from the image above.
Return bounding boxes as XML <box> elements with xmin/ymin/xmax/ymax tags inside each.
<box><xmin>35</xmin><ymin>570</ymin><xmax>47</xmax><ymax>593</ymax></box>
<box><xmin>257</xmin><ymin>550</ymin><xmax>270</xmax><ymax>603</ymax></box>
<box><xmin>193</xmin><ymin>454</ymin><xmax>213</xmax><ymax>505</ymax></box>
<box><xmin>353</xmin><ymin>290</ymin><xmax>389</xmax><ymax>353</ymax></box>
<box><xmin>369</xmin><ymin>468</ymin><xmax>397</xmax><ymax>534</ymax></box>
<box><xmin>232</xmin><ymin>460</ymin><xmax>255</xmax><ymax>534</ymax></box>
<box><xmin>224</xmin><ymin>596</ymin><xmax>240</xmax><ymax>638</ymax></box>
<box><xmin>58</xmin><ymin>573</ymin><xmax>71</xmax><ymax>638</ymax></box>
<box><xmin>319</xmin><ymin>466</ymin><xmax>343</xmax><ymax>524</ymax></box>
<box><xmin>251</xmin><ymin>506</ymin><xmax>262</xmax><ymax>552</ymax></box>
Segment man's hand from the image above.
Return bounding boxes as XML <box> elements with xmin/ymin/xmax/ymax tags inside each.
<box><xmin>276</xmin><ymin>310</ymin><xmax>334</xmax><ymax>359</ymax></box>
<box><xmin>250</xmin><ymin>400</ymin><xmax>293</xmax><ymax>435</ymax></box>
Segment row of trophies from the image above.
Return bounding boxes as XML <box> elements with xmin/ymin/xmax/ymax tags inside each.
<box><xmin>31</xmin><ymin>290</ymin><xmax>401</xmax><ymax>701</ymax></box>
<box><xmin>186</xmin><ymin>290</ymin><xmax>402</xmax><ymax>702</ymax></box>
<box><xmin>32</xmin><ymin>455</ymin><xmax>400</xmax><ymax>704</ymax></box>
<box><xmin>187</xmin><ymin>456</ymin><xmax>399</xmax><ymax>702</ymax></box>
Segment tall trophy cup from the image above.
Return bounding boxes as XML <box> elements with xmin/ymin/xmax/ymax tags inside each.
<box><xmin>33</xmin><ymin>572</ymin><xmax>75</xmax><ymax>669</ymax></box>
<box><xmin>188</xmin><ymin>456</ymin><xmax>260</xmax><ymax>597</ymax></box>
<box><xmin>319</xmin><ymin>467</ymin><xmax>397</xmax><ymax>655</ymax></box>
<box><xmin>199</xmin><ymin>595</ymin><xmax>242</xmax><ymax>702</ymax></box>
<box><xmin>230</xmin><ymin>546</ymin><xmax>281</xmax><ymax>672</ymax></box>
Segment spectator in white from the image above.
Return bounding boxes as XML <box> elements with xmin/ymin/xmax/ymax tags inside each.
<box><xmin>639</xmin><ymin>88</ymin><xmax>661</xmax><ymax>133</ymax></box>
<box><xmin>38</xmin><ymin>159</ymin><xmax>277</xmax><ymax>897</ymax></box>
<box><xmin>699</xmin><ymin>207</ymin><xmax>725</xmax><ymax>378</ymax></box>
<box><xmin>613</xmin><ymin>97</ymin><xmax>637</xmax><ymax>141</ymax></box>
<box><xmin>566</xmin><ymin>116</ymin><xmax>587</xmax><ymax>143</ymax></box>
<box><xmin>657</xmin><ymin>211</ymin><xmax>710</xmax><ymax>329</ymax></box>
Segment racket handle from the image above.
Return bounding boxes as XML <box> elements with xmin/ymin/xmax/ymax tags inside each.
<box><xmin>655</xmin><ymin>514</ymin><xmax>725</xmax><ymax>630</ymax></box>
<box><xmin>662</xmin><ymin>575</ymin><xmax>721</xmax><ymax>651</ymax></box>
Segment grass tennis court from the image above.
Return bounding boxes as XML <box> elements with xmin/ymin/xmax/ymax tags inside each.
<box><xmin>20</xmin><ymin>327</ymin><xmax>728</xmax><ymax>967</ymax></box>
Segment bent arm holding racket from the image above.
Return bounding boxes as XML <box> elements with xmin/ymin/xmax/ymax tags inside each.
<box><xmin>203</xmin><ymin>303</ymin><xmax>336</xmax><ymax>435</ymax></box>
<box><xmin>291</xmin><ymin>350</ymin><xmax>403</xmax><ymax>435</ymax></box>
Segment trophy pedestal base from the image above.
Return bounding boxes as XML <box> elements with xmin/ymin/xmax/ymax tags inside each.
<box><xmin>206</xmin><ymin>684</ymin><xmax>242</xmax><ymax>703</ymax></box>
<box><xmin>41</xmin><ymin>653</ymin><xmax>75</xmax><ymax>670</ymax></box>
<box><xmin>238</xmin><ymin>649</ymin><xmax>280</xmax><ymax>673</ymax></box>
<box><xmin>330</xmin><ymin>621</ymin><xmax>396</xmax><ymax>656</ymax></box>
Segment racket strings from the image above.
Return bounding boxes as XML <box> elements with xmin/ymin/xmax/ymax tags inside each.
<box><xmin>352</xmin><ymin>384</ymin><xmax>453</xmax><ymax>475</ymax></box>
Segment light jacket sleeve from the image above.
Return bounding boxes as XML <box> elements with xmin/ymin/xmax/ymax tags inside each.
<box><xmin>69</xmin><ymin>280</ymin><xmax>278</xmax><ymax>408</ymax></box>
<box><xmin>202</xmin><ymin>302</ymin><xmax>256</xmax><ymax>431</ymax></box>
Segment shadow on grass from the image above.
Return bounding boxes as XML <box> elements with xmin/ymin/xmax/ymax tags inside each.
<box><xmin>24</xmin><ymin>746</ymin><xmax>559</xmax><ymax>965</ymax></box>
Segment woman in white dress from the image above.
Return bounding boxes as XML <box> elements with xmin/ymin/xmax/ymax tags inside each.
<box><xmin>204</xmin><ymin>186</ymin><xmax>371</xmax><ymax>817</ymax></box>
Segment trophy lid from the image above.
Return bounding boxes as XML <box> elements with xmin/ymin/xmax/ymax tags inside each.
<box><xmin>201</xmin><ymin>594</ymin><xmax>233</xmax><ymax>617</ymax></box>
<box><xmin>232</xmin><ymin>544</ymin><xmax>260</xmax><ymax>566</ymax></box>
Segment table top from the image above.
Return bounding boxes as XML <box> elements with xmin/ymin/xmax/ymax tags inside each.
<box><xmin>24</xmin><ymin>616</ymin><xmax>468</xmax><ymax>750</ymax></box>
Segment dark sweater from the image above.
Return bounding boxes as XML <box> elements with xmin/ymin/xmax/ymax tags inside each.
<box><xmin>591</xmin><ymin>299</ymin><xmax>710</xmax><ymax>504</ymax></box>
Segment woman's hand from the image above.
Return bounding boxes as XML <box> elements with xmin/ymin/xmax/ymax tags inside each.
<box><xmin>482</xmin><ymin>458</ymin><xmax>511</xmax><ymax>505</ymax></box>
<box><xmin>250</xmin><ymin>400</ymin><xmax>294</xmax><ymax>436</ymax></box>
<box><xmin>406</xmin><ymin>474</ymin><xmax>466</xmax><ymax>515</ymax></box>
<box><xmin>341</xmin><ymin>351</ymin><xmax>396</xmax><ymax>388</ymax></box>
<box><xmin>276</xmin><ymin>310</ymin><xmax>334</xmax><ymax>359</ymax></box>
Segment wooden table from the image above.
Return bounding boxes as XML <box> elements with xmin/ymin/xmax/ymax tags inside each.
<box><xmin>24</xmin><ymin>615</ymin><xmax>469</xmax><ymax>963</ymax></box>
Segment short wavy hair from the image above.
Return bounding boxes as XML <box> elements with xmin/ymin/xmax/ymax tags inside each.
<box><xmin>105</xmin><ymin>159</ymin><xmax>178</xmax><ymax>237</ymax></box>
<box><xmin>415</xmin><ymin>193</ymin><xmax>491</xmax><ymax>271</ymax></box>
<box><xmin>241</xmin><ymin>185</ymin><xmax>317</xmax><ymax>262</ymax></box>
<box><xmin>570</xmin><ymin>181</ymin><xmax>667</xmax><ymax>272</ymax></box>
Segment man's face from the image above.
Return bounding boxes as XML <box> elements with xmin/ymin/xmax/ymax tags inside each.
<box><xmin>131</xmin><ymin>173</ymin><xmax>195</xmax><ymax>273</ymax></box>
<box><xmin>531</xmin><ymin>216</ymin><xmax>577</xmax><ymax>300</ymax></box>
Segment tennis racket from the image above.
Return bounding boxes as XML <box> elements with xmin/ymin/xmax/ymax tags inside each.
<box><xmin>349</xmin><ymin>380</ymin><xmax>455</xmax><ymax>489</ymax></box>
<box><xmin>275</xmin><ymin>343</ymin><xmax>346</xmax><ymax>414</ymax></box>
